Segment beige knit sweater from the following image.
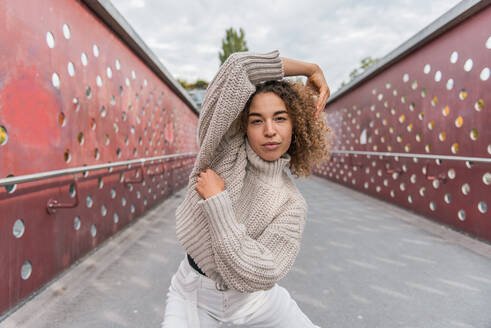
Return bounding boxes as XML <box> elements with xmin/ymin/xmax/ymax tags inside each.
<box><xmin>175</xmin><ymin>50</ymin><xmax>307</xmax><ymax>293</ymax></box>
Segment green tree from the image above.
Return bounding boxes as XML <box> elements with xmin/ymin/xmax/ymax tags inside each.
<box><xmin>177</xmin><ymin>78</ymin><xmax>209</xmax><ymax>90</ymax></box>
<box><xmin>340</xmin><ymin>56</ymin><xmax>380</xmax><ymax>88</ymax></box>
<box><xmin>218</xmin><ymin>27</ymin><xmax>249</xmax><ymax>65</ymax></box>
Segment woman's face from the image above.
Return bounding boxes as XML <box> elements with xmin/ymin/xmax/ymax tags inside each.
<box><xmin>246</xmin><ymin>92</ymin><xmax>293</xmax><ymax>162</ymax></box>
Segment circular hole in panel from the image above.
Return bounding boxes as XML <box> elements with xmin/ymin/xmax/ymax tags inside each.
<box><xmin>474</xmin><ymin>99</ymin><xmax>484</xmax><ymax>112</ymax></box>
<box><xmin>483</xmin><ymin>172</ymin><xmax>491</xmax><ymax>185</ymax></box>
<box><xmin>451</xmin><ymin>143</ymin><xmax>459</xmax><ymax>154</ymax></box>
<box><xmin>429</xmin><ymin>201</ymin><xmax>436</xmax><ymax>211</ymax></box>
<box><xmin>423</xmin><ymin>64</ymin><xmax>431</xmax><ymax>74</ymax></box>
<box><xmin>486</xmin><ymin>36</ymin><xmax>491</xmax><ymax>49</ymax></box>
<box><xmin>408</xmin><ymin>195</ymin><xmax>413</xmax><ymax>203</ymax></box>
<box><xmin>465</xmin><ymin>161</ymin><xmax>473</xmax><ymax>169</ymax></box>
<box><xmin>21</xmin><ymin>261</ymin><xmax>32</xmax><ymax>280</ymax></box>
<box><xmin>77</xmin><ymin>132</ymin><xmax>84</xmax><ymax>145</ymax></box>
<box><xmin>400</xmin><ymin>183</ymin><xmax>406</xmax><ymax>191</ymax></box>
<box><xmin>96</xmin><ymin>75</ymin><xmax>102</xmax><ymax>87</ymax></box>
<box><xmin>81</xmin><ymin>52</ymin><xmax>88</xmax><ymax>66</ymax></box>
<box><xmin>458</xmin><ymin>209</ymin><xmax>466</xmax><ymax>221</ymax></box>
<box><xmin>427</xmin><ymin>120</ymin><xmax>434</xmax><ymax>130</ymax></box>
<box><xmin>478</xmin><ymin>201</ymin><xmax>487</xmax><ymax>214</ymax></box>
<box><xmin>434</xmin><ymin>71</ymin><xmax>442</xmax><ymax>82</ymax></box>
<box><xmin>104</xmin><ymin>134</ymin><xmax>110</xmax><ymax>145</ymax></box>
<box><xmin>90</xmin><ymin>118</ymin><xmax>96</xmax><ymax>130</ymax></box>
<box><xmin>107</xmin><ymin>67</ymin><xmax>112</xmax><ymax>79</ymax></box>
<box><xmin>73</xmin><ymin>97</ymin><xmax>80</xmax><ymax>112</ymax></box>
<box><xmin>13</xmin><ymin>219</ymin><xmax>25</xmax><ymax>238</ymax></box>
<box><xmin>464</xmin><ymin>59</ymin><xmax>473</xmax><ymax>72</ymax></box>
<box><xmin>461</xmin><ymin>183</ymin><xmax>470</xmax><ymax>195</ymax></box>
<box><xmin>93</xmin><ymin>44</ymin><xmax>99</xmax><ymax>57</ymax></box>
<box><xmin>144</xmin><ymin>79</ymin><xmax>148</xmax><ymax>87</ymax></box>
<box><xmin>122</xmin><ymin>196</ymin><xmax>127</xmax><ymax>207</ymax></box>
<box><xmin>455</xmin><ymin>116</ymin><xmax>463</xmax><ymax>127</ymax></box>
<box><xmin>125</xmin><ymin>77</ymin><xmax>130</xmax><ymax>87</ymax></box>
<box><xmin>119</xmin><ymin>86</ymin><xmax>124</xmax><ymax>95</ymax></box>
<box><xmin>46</xmin><ymin>32</ymin><xmax>55</xmax><ymax>48</ymax></box>
<box><xmin>67</xmin><ymin>62</ymin><xmax>75</xmax><ymax>76</ymax></box>
<box><xmin>419</xmin><ymin>187</ymin><xmax>426</xmax><ymax>197</ymax></box>
<box><xmin>432</xmin><ymin>180</ymin><xmax>440</xmax><ymax>189</ymax></box>
<box><xmin>58</xmin><ymin>112</ymin><xmax>66</xmax><ymax>127</ymax></box>
<box><xmin>64</xmin><ymin>149</ymin><xmax>71</xmax><ymax>163</ymax></box>
<box><xmin>101</xmin><ymin>204</ymin><xmax>107</xmax><ymax>216</ymax></box>
<box><xmin>488</xmin><ymin>144</ymin><xmax>491</xmax><ymax>155</ymax></box>
<box><xmin>439</xmin><ymin>131</ymin><xmax>446</xmax><ymax>141</ymax></box>
<box><xmin>52</xmin><ymin>73</ymin><xmax>60</xmax><ymax>89</ymax></box>
<box><xmin>111</xmin><ymin>95</ymin><xmax>116</xmax><ymax>106</ymax></box>
<box><xmin>470</xmin><ymin>128</ymin><xmax>478</xmax><ymax>141</ymax></box>
<box><xmin>100</xmin><ymin>106</ymin><xmax>107</xmax><ymax>117</ymax></box>
<box><xmin>74</xmin><ymin>216</ymin><xmax>81</xmax><ymax>230</ymax></box>
<box><xmin>421</xmin><ymin>88</ymin><xmax>427</xmax><ymax>98</ymax></box>
<box><xmin>480</xmin><ymin>67</ymin><xmax>490</xmax><ymax>81</ymax></box>
<box><xmin>62</xmin><ymin>24</ymin><xmax>71</xmax><ymax>39</ymax></box>
<box><xmin>403</xmin><ymin>73</ymin><xmax>409</xmax><ymax>82</ymax></box>
<box><xmin>98</xmin><ymin>177</ymin><xmax>103</xmax><ymax>189</ymax></box>
<box><xmin>410</xmin><ymin>174</ymin><xmax>416</xmax><ymax>184</ymax></box>
<box><xmin>450</xmin><ymin>51</ymin><xmax>458</xmax><ymax>63</ymax></box>
<box><xmin>390</xmin><ymin>190</ymin><xmax>395</xmax><ymax>198</ymax></box>
<box><xmin>110</xmin><ymin>188</ymin><xmax>116</xmax><ymax>199</ymax></box>
<box><xmin>115</xmin><ymin>59</ymin><xmax>121</xmax><ymax>70</ymax></box>
<box><xmin>0</xmin><ymin>125</ymin><xmax>8</xmax><ymax>146</ymax></box>
<box><xmin>459</xmin><ymin>89</ymin><xmax>467</xmax><ymax>100</ymax></box>
<box><xmin>91</xmin><ymin>224</ymin><xmax>97</xmax><ymax>237</ymax></box>
<box><xmin>442</xmin><ymin>105</ymin><xmax>450</xmax><ymax>116</ymax></box>
<box><xmin>86</xmin><ymin>86</ymin><xmax>92</xmax><ymax>98</ymax></box>
<box><xmin>69</xmin><ymin>183</ymin><xmax>76</xmax><ymax>198</ymax></box>
<box><xmin>3</xmin><ymin>175</ymin><xmax>19</xmax><ymax>195</ymax></box>
<box><xmin>113</xmin><ymin>123</ymin><xmax>119</xmax><ymax>133</ymax></box>
<box><xmin>130</xmin><ymin>204</ymin><xmax>135</xmax><ymax>213</ymax></box>
<box><xmin>425</xmin><ymin>144</ymin><xmax>431</xmax><ymax>153</ymax></box>
<box><xmin>136</xmin><ymin>190</ymin><xmax>141</xmax><ymax>199</ymax></box>
<box><xmin>444</xmin><ymin>193</ymin><xmax>451</xmax><ymax>204</ymax></box>
<box><xmin>113</xmin><ymin>213</ymin><xmax>119</xmax><ymax>223</ymax></box>
<box><xmin>86</xmin><ymin>195</ymin><xmax>93</xmax><ymax>208</ymax></box>
<box><xmin>131</xmin><ymin>70</ymin><xmax>136</xmax><ymax>79</ymax></box>
<box><xmin>94</xmin><ymin>148</ymin><xmax>100</xmax><ymax>160</ymax></box>
<box><xmin>446</xmin><ymin>78</ymin><xmax>454</xmax><ymax>90</ymax></box>
<box><xmin>116</xmin><ymin>148</ymin><xmax>121</xmax><ymax>158</ymax></box>
<box><xmin>411</xmin><ymin>81</ymin><xmax>418</xmax><ymax>90</ymax></box>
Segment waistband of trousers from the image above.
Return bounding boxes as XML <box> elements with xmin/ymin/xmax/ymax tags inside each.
<box><xmin>181</xmin><ymin>253</ymin><xmax>228</xmax><ymax>291</ymax></box>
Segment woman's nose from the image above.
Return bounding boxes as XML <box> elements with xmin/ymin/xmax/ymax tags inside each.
<box><xmin>264</xmin><ymin>120</ymin><xmax>276</xmax><ymax>136</ymax></box>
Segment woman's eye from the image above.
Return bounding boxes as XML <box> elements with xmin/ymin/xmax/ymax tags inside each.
<box><xmin>276</xmin><ymin>117</ymin><xmax>287</xmax><ymax>121</ymax></box>
<box><xmin>251</xmin><ymin>120</ymin><xmax>262</xmax><ymax>124</ymax></box>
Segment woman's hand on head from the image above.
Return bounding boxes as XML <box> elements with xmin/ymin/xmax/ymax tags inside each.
<box><xmin>195</xmin><ymin>168</ymin><xmax>225</xmax><ymax>200</ymax></box>
<box><xmin>281</xmin><ymin>57</ymin><xmax>330</xmax><ymax>118</ymax></box>
<box><xmin>306</xmin><ymin>64</ymin><xmax>330</xmax><ymax>118</ymax></box>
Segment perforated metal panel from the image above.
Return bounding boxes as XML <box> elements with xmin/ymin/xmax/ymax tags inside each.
<box><xmin>313</xmin><ymin>7</ymin><xmax>490</xmax><ymax>242</ymax></box>
<box><xmin>0</xmin><ymin>0</ymin><xmax>198</xmax><ymax>315</ymax></box>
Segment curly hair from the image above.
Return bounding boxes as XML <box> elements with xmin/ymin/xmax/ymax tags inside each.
<box><xmin>239</xmin><ymin>79</ymin><xmax>333</xmax><ymax>178</ymax></box>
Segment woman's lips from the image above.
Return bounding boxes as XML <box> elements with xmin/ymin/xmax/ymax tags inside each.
<box><xmin>263</xmin><ymin>143</ymin><xmax>280</xmax><ymax>150</ymax></box>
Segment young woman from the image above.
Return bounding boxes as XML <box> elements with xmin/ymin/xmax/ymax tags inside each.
<box><xmin>161</xmin><ymin>49</ymin><xmax>331</xmax><ymax>328</ymax></box>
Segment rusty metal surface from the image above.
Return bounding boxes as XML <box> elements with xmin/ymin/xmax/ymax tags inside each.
<box><xmin>314</xmin><ymin>7</ymin><xmax>491</xmax><ymax>242</ymax></box>
<box><xmin>0</xmin><ymin>0</ymin><xmax>198</xmax><ymax>316</ymax></box>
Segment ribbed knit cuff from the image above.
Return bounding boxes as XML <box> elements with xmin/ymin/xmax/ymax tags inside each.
<box><xmin>234</xmin><ymin>50</ymin><xmax>284</xmax><ymax>85</ymax></box>
<box><xmin>198</xmin><ymin>190</ymin><xmax>243</xmax><ymax>241</ymax></box>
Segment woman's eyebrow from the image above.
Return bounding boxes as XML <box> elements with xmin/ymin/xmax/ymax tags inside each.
<box><xmin>248</xmin><ymin>110</ymin><xmax>288</xmax><ymax>117</ymax></box>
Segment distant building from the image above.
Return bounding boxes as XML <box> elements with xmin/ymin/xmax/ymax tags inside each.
<box><xmin>187</xmin><ymin>88</ymin><xmax>207</xmax><ymax>112</ymax></box>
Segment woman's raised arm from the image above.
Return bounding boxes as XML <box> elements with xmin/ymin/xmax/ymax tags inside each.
<box><xmin>281</xmin><ymin>57</ymin><xmax>330</xmax><ymax>117</ymax></box>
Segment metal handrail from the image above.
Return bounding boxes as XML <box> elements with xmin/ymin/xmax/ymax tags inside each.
<box><xmin>331</xmin><ymin>150</ymin><xmax>491</xmax><ymax>163</ymax></box>
<box><xmin>0</xmin><ymin>152</ymin><xmax>197</xmax><ymax>187</ymax></box>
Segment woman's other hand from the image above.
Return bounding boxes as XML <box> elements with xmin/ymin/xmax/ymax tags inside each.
<box><xmin>306</xmin><ymin>65</ymin><xmax>330</xmax><ymax>118</ymax></box>
<box><xmin>281</xmin><ymin>57</ymin><xmax>330</xmax><ymax>118</ymax></box>
<box><xmin>195</xmin><ymin>168</ymin><xmax>225</xmax><ymax>200</ymax></box>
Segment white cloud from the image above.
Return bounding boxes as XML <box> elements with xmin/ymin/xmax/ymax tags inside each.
<box><xmin>111</xmin><ymin>0</ymin><xmax>462</xmax><ymax>90</ymax></box>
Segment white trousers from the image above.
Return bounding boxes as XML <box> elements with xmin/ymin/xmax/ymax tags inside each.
<box><xmin>161</xmin><ymin>253</ymin><xmax>321</xmax><ymax>328</ymax></box>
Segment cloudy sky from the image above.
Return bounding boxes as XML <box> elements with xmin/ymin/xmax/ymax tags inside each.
<box><xmin>110</xmin><ymin>0</ymin><xmax>462</xmax><ymax>92</ymax></box>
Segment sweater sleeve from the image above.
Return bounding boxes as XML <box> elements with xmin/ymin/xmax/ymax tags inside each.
<box><xmin>198</xmin><ymin>189</ymin><xmax>307</xmax><ymax>292</ymax></box>
<box><xmin>194</xmin><ymin>50</ymin><xmax>284</xmax><ymax>173</ymax></box>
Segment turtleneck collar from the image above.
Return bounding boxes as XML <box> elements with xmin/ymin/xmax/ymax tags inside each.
<box><xmin>245</xmin><ymin>137</ymin><xmax>291</xmax><ymax>186</ymax></box>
